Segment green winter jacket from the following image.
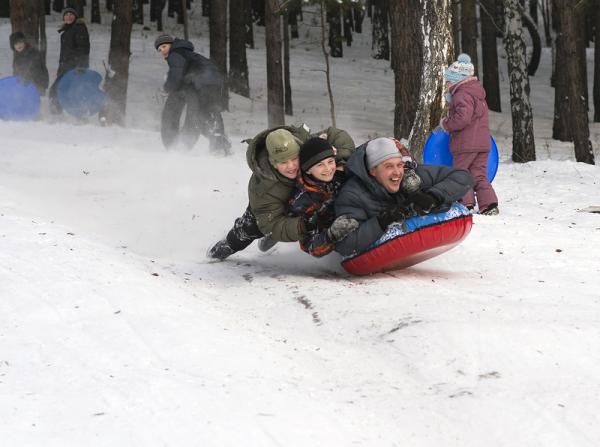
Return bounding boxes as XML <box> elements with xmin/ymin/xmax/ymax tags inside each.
<box><xmin>246</xmin><ymin>124</ymin><xmax>355</xmax><ymax>242</ymax></box>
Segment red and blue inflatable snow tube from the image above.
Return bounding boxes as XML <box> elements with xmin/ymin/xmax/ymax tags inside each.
<box><xmin>341</xmin><ymin>203</ymin><xmax>473</xmax><ymax>275</ymax></box>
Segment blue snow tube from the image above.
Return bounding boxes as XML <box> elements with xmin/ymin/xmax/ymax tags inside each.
<box><xmin>57</xmin><ymin>68</ymin><xmax>106</xmax><ymax>117</ymax></box>
<box><xmin>423</xmin><ymin>130</ymin><xmax>499</xmax><ymax>182</ymax></box>
<box><xmin>0</xmin><ymin>76</ymin><xmax>41</xmax><ymax>121</ymax></box>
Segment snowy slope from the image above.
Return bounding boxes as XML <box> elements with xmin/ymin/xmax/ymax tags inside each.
<box><xmin>2</xmin><ymin>7</ymin><xmax>600</xmax><ymax>447</ymax></box>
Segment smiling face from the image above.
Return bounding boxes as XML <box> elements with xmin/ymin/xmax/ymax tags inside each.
<box><xmin>306</xmin><ymin>157</ymin><xmax>336</xmax><ymax>182</ymax></box>
<box><xmin>63</xmin><ymin>12</ymin><xmax>76</xmax><ymax>24</ymax></box>
<box><xmin>158</xmin><ymin>43</ymin><xmax>172</xmax><ymax>59</ymax></box>
<box><xmin>369</xmin><ymin>157</ymin><xmax>405</xmax><ymax>193</ymax></box>
<box><xmin>14</xmin><ymin>41</ymin><xmax>25</xmax><ymax>52</ymax></box>
<box><xmin>274</xmin><ymin>157</ymin><xmax>300</xmax><ymax>180</ymax></box>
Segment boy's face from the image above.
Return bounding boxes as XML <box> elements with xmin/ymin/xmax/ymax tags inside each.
<box><xmin>63</xmin><ymin>12</ymin><xmax>76</xmax><ymax>24</ymax></box>
<box><xmin>306</xmin><ymin>157</ymin><xmax>336</xmax><ymax>182</ymax></box>
<box><xmin>14</xmin><ymin>41</ymin><xmax>25</xmax><ymax>52</ymax></box>
<box><xmin>274</xmin><ymin>157</ymin><xmax>300</xmax><ymax>180</ymax></box>
<box><xmin>158</xmin><ymin>43</ymin><xmax>171</xmax><ymax>59</ymax></box>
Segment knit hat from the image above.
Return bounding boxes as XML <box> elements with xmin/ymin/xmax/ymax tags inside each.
<box><xmin>300</xmin><ymin>137</ymin><xmax>335</xmax><ymax>172</ymax></box>
<box><xmin>9</xmin><ymin>32</ymin><xmax>26</xmax><ymax>50</ymax></box>
<box><xmin>154</xmin><ymin>34</ymin><xmax>174</xmax><ymax>49</ymax></box>
<box><xmin>62</xmin><ymin>7</ymin><xmax>78</xmax><ymax>18</ymax></box>
<box><xmin>266</xmin><ymin>129</ymin><xmax>301</xmax><ymax>165</ymax></box>
<box><xmin>366</xmin><ymin>137</ymin><xmax>401</xmax><ymax>170</ymax></box>
<box><xmin>444</xmin><ymin>53</ymin><xmax>475</xmax><ymax>84</ymax></box>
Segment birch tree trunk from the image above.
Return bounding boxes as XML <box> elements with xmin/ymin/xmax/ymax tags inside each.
<box><xmin>265</xmin><ymin>0</ymin><xmax>284</xmax><ymax>126</ymax></box>
<box><xmin>558</xmin><ymin>0</ymin><xmax>594</xmax><ymax>164</ymax></box>
<box><xmin>503</xmin><ymin>0</ymin><xmax>536</xmax><ymax>162</ymax></box>
<box><xmin>103</xmin><ymin>0</ymin><xmax>133</xmax><ymax>126</ymax></box>
<box><xmin>408</xmin><ymin>0</ymin><xmax>453</xmax><ymax>161</ymax></box>
<box><xmin>229</xmin><ymin>0</ymin><xmax>250</xmax><ymax>97</ymax></box>
<box><xmin>390</xmin><ymin>0</ymin><xmax>422</xmax><ymax>139</ymax></box>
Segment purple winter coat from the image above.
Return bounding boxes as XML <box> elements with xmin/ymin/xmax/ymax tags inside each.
<box><xmin>441</xmin><ymin>77</ymin><xmax>490</xmax><ymax>154</ymax></box>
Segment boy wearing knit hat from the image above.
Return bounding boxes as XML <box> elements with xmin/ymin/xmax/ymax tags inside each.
<box><xmin>440</xmin><ymin>53</ymin><xmax>499</xmax><ymax>215</ymax></box>
<box><xmin>333</xmin><ymin>137</ymin><xmax>473</xmax><ymax>257</ymax></box>
<box><xmin>287</xmin><ymin>137</ymin><xmax>359</xmax><ymax>257</ymax></box>
<box><xmin>207</xmin><ymin>125</ymin><xmax>356</xmax><ymax>261</ymax></box>
<box><xmin>9</xmin><ymin>32</ymin><xmax>49</xmax><ymax>95</ymax></box>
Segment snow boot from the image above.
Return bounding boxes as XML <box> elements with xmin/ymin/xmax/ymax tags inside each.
<box><xmin>258</xmin><ymin>236</ymin><xmax>278</xmax><ymax>252</ymax></box>
<box><xmin>480</xmin><ymin>203</ymin><xmax>499</xmax><ymax>216</ymax></box>
<box><xmin>207</xmin><ymin>239</ymin><xmax>235</xmax><ymax>260</ymax></box>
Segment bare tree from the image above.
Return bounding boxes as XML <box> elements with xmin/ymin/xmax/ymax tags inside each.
<box><xmin>408</xmin><ymin>0</ymin><xmax>453</xmax><ymax>161</ymax></box>
<box><xmin>327</xmin><ymin>1</ymin><xmax>343</xmax><ymax>57</ymax></box>
<box><xmin>503</xmin><ymin>0</ymin><xmax>535</xmax><ymax>162</ymax></box>
<box><xmin>319</xmin><ymin>0</ymin><xmax>336</xmax><ymax>126</ymax></box>
<box><xmin>91</xmin><ymin>0</ymin><xmax>101</xmax><ymax>23</ymax></box>
<box><xmin>461</xmin><ymin>0</ymin><xmax>479</xmax><ymax>76</ymax></box>
<box><xmin>594</xmin><ymin>4</ymin><xmax>600</xmax><ymax>122</ymax></box>
<box><xmin>102</xmin><ymin>0</ymin><xmax>133</xmax><ymax>126</ymax></box>
<box><xmin>557</xmin><ymin>0</ymin><xmax>594</xmax><ymax>164</ymax></box>
<box><xmin>480</xmin><ymin>0</ymin><xmax>501</xmax><ymax>111</ymax></box>
<box><xmin>230</xmin><ymin>0</ymin><xmax>250</xmax><ymax>97</ymax></box>
<box><xmin>371</xmin><ymin>0</ymin><xmax>389</xmax><ymax>60</ymax></box>
<box><xmin>390</xmin><ymin>0</ymin><xmax>422</xmax><ymax>138</ymax></box>
<box><xmin>265</xmin><ymin>0</ymin><xmax>284</xmax><ymax>126</ymax></box>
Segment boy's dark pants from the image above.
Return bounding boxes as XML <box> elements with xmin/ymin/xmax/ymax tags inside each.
<box><xmin>225</xmin><ymin>205</ymin><xmax>264</xmax><ymax>252</ymax></box>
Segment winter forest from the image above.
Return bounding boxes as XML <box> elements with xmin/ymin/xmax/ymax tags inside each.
<box><xmin>1</xmin><ymin>0</ymin><xmax>600</xmax><ymax>446</ymax></box>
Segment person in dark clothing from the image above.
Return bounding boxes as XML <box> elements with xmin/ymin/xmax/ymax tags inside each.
<box><xmin>334</xmin><ymin>137</ymin><xmax>474</xmax><ymax>257</ymax></box>
<box><xmin>48</xmin><ymin>8</ymin><xmax>90</xmax><ymax>114</ymax></box>
<box><xmin>155</xmin><ymin>34</ymin><xmax>231</xmax><ymax>153</ymax></box>
<box><xmin>9</xmin><ymin>32</ymin><xmax>49</xmax><ymax>96</ymax></box>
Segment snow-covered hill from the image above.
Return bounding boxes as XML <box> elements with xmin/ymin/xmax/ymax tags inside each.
<box><xmin>1</xmin><ymin>8</ymin><xmax>600</xmax><ymax>447</ymax></box>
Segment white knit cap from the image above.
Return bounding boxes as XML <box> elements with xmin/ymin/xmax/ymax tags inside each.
<box><xmin>366</xmin><ymin>138</ymin><xmax>401</xmax><ymax>170</ymax></box>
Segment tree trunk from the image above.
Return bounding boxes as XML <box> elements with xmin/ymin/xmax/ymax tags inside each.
<box><xmin>289</xmin><ymin>1</ymin><xmax>300</xmax><ymax>39</ymax></box>
<box><xmin>327</xmin><ymin>1</ymin><xmax>343</xmax><ymax>57</ymax></box>
<box><xmin>353</xmin><ymin>2</ymin><xmax>364</xmax><ymax>33</ymax></box>
<box><xmin>229</xmin><ymin>0</ymin><xmax>250</xmax><ymax>97</ymax></box>
<box><xmin>390</xmin><ymin>0</ymin><xmax>422</xmax><ymax>139</ymax></box>
<box><xmin>91</xmin><ymin>0</ymin><xmax>100</xmax><ymax>23</ymax></box>
<box><xmin>529</xmin><ymin>0</ymin><xmax>537</xmax><ymax>24</ymax></box>
<box><xmin>106</xmin><ymin>0</ymin><xmax>113</xmax><ymax>11</ymax></box>
<box><xmin>10</xmin><ymin>0</ymin><xmax>41</xmax><ymax>48</ymax></box>
<box><xmin>133</xmin><ymin>0</ymin><xmax>144</xmax><ymax>24</ymax></box>
<box><xmin>320</xmin><ymin>0</ymin><xmax>336</xmax><ymax>127</ymax></box>
<box><xmin>558</xmin><ymin>0</ymin><xmax>594</xmax><ymax>164</ymax></box>
<box><xmin>66</xmin><ymin>0</ymin><xmax>84</xmax><ymax>18</ymax></box>
<box><xmin>52</xmin><ymin>0</ymin><xmax>63</xmax><ymax>13</ymax></box>
<box><xmin>408</xmin><ymin>0</ymin><xmax>453</xmax><ymax>161</ymax></box>
<box><xmin>253</xmin><ymin>0</ymin><xmax>265</xmax><ymax>26</ymax></box>
<box><xmin>181</xmin><ymin>0</ymin><xmax>189</xmax><ymax>39</ymax></box>
<box><xmin>283</xmin><ymin>10</ymin><xmax>293</xmax><ymax>116</ymax></box>
<box><xmin>522</xmin><ymin>12</ymin><xmax>541</xmax><ymax>76</ymax></box>
<box><xmin>245</xmin><ymin>0</ymin><xmax>254</xmax><ymax>48</ymax></box>
<box><xmin>503</xmin><ymin>0</ymin><xmax>536</xmax><ymax>162</ymax></box>
<box><xmin>210</xmin><ymin>0</ymin><xmax>228</xmax><ymax>74</ymax></box>
<box><xmin>481</xmin><ymin>0</ymin><xmax>501</xmax><ymax>111</ymax></box>
<box><xmin>552</xmin><ymin>0</ymin><xmax>571</xmax><ymax>141</ymax></box>
<box><xmin>202</xmin><ymin>0</ymin><xmax>210</xmax><ymax>16</ymax></box>
<box><xmin>371</xmin><ymin>0</ymin><xmax>389</xmax><ymax>60</ymax></box>
<box><xmin>39</xmin><ymin>0</ymin><xmax>47</xmax><ymax>64</ymax></box>
<box><xmin>461</xmin><ymin>0</ymin><xmax>479</xmax><ymax>76</ymax></box>
<box><xmin>265</xmin><ymin>0</ymin><xmax>284</xmax><ymax>126</ymax></box>
<box><xmin>594</xmin><ymin>5</ymin><xmax>600</xmax><ymax>122</ymax></box>
<box><xmin>451</xmin><ymin>0</ymin><xmax>460</xmax><ymax>55</ymax></box>
<box><xmin>343</xmin><ymin>5</ymin><xmax>353</xmax><ymax>46</ymax></box>
<box><xmin>540</xmin><ymin>0</ymin><xmax>552</xmax><ymax>47</ymax></box>
<box><xmin>103</xmin><ymin>0</ymin><xmax>133</xmax><ymax>126</ymax></box>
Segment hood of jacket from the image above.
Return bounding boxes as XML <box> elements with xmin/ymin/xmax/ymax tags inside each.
<box><xmin>171</xmin><ymin>38</ymin><xmax>194</xmax><ymax>53</ymax></box>
<box><xmin>345</xmin><ymin>143</ymin><xmax>394</xmax><ymax>202</ymax></box>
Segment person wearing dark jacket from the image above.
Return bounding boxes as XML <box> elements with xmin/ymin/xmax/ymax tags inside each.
<box><xmin>9</xmin><ymin>32</ymin><xmax>49</xmax><ymax>95</ymax></box>
<box><xmin>334</xmin><ymin>137</ymin><xmax>474</xmax><ymax>257</ymax></box>
<box><xmin>48</xmin><ymin>8</ymin><xmax>90</xmax><ymax>113</ymax></box>
<box><xmin>155</xmin><ymin>34</ymin><xmax>230</xmax><ymax>152</ymax></box>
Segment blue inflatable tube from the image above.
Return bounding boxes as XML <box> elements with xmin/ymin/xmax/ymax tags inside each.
<box><xmin>0</xmin><ymin>76</ymin><xmax>41</xmax><ymax>121</ymax></box>
<box><xmin>423</xmin><ymin>130</ymin><xmax>499</xmax><ymax>182</ymax></box>
<box><xmin>57</xmin><ymin>68</ymin><xmax>106</xmax><ymax>117</ymax></box>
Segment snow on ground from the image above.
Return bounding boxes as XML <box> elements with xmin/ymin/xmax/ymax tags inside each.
<box><xmin>1</xmin><ymin>8</ymin><xmax>600</xmax><ymax>447</ymax></box>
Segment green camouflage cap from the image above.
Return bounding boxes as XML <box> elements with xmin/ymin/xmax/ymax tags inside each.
<box><xmin>266</xmin><ymin>129</ymin><xmax>301</xmax><ymax>165</ymax></box>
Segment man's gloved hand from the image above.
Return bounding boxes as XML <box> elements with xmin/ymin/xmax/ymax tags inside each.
<box><xmin>327</xmin><ymin>216</ymin><xmax>359</xmax><ymax>242</ymax></box>
<box><xmin>409</xmin><ymin>191</ymin><xmax>439</xmax><ymax>215</ymax></box>
<box><xmin>400</xmin><ymin>169</ymin><xmax>422</xmax><ymax>194</ymax></box>
<box><xmin>377</xmin><ymin>204</ymin><xmax>408</xmax><ymax>229</ymax></box>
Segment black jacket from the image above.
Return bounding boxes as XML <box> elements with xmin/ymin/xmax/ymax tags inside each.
<box><xmin>13</xmin><ymin>45</ymin><xmax>49</xmax><ymax>94</ymax></box>
<box><xmin>57</xmin><ymin>19</ymin><xmax>90</xmax><ymax>77</ymax></box>
<box><xmin>164</xmin><ymin>38</ymin><xmax>224</xmax><ymax>93</ymax></box>
<box><xmin>334</xmin><ymin>143</ymin><xmax>474</xmax><ymax>257</ymax></box>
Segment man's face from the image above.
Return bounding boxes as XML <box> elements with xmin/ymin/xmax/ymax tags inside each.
<box><xmin>369</xmin><ymin>157</ymin><xmax>405</xmax><ymax>193</ymax></box>
<box><xmin>63</xmin><ymin>12</ymin><xmax>76</xmax><ymax>24</ymax></box>
<box><xmin>274</xmin><ymin>157</ymin><xmax>300</xmax><ymax>180</ymax></box>
<box><xmin>158</xmin><ymin>43</ymin><xmax>171</xmax><ymax>59</ymax></box>
<box><xmin>14</xmin><ymin>41</ymin><xmax>25</xmax><ymax>52</ymax></box>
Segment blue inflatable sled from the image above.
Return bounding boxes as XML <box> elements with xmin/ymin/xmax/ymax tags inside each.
<box><xmin>0</xmin><ymin>76</ymin><xmax>41</xmax><ymax>121</ymax></box>
<box><xmin>57</xmin><ymin>69</ymin><xmax>106</xmax><ymax>117</ymax></box>
<box><xmin>423</xmin><ymin>130</ymin><xmax>499</xmax><ymax>182</ymax></box>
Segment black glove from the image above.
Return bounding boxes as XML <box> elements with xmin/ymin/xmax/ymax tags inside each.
<box><xmin>377</xmin><ymin>204</ymin><xmax>408</xmax><ymax>229</ymax></box>
<box><xmin>302</xmin><ymin>212</ymin><xmax>319</xmax><ymax>233</ymax></box>
<box><xmin>409</xmin><ymin>191</ymin><xmax>439</xmax><ymax>215</ymax></box>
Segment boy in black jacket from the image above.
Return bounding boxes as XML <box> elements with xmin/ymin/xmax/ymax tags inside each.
<box><xmin>9</xmin><ymin>32</ymin><xmax>49</xmax><ymax>95</ymax></box>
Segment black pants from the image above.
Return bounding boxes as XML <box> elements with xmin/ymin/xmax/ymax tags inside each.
<box><xmin>225</xmin><ymin>205</ymin><xmax>264</xmax><ymax>252</ymax></box>
<box><xmin>161</xmin><ymin>87</ymin><xmax>227</xmax><ymax>151</ymax></box>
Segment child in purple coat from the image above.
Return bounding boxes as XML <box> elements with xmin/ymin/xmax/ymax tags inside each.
<box><xmin>440</xmin><ymin>54</ymin><xmax>499</xmax><ymax>215</ymax></box>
